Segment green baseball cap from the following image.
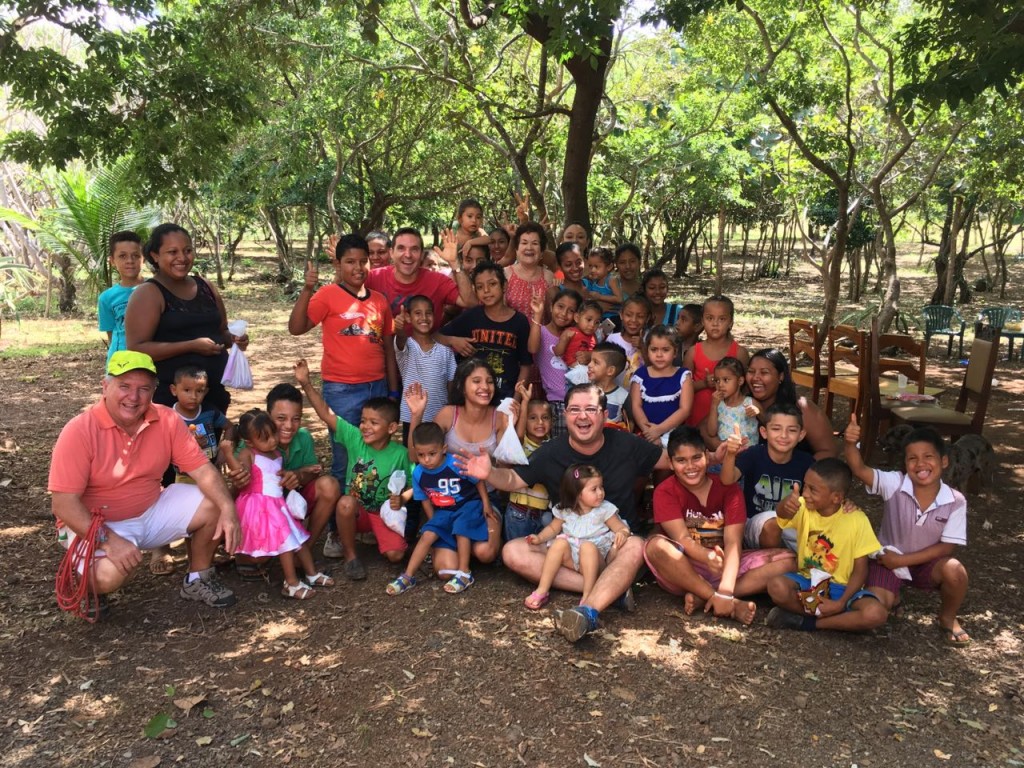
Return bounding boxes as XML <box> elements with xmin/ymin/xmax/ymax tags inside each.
<box><xmin>107</xmin><ymin>350</ymin><xmax>158</xmax><ymax>376</ymax></box>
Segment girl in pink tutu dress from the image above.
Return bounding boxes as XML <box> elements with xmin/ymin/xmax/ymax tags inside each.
<box><xmin>224</xmin><ymin>410</ymin><xmax>334</xmax><ymax>600</ymax></box>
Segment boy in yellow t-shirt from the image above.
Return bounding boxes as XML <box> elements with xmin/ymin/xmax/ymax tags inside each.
<box><xmin>765</xmin><ymin>457</ymin><xmax>888</xmax><ymax>633</ymax></box>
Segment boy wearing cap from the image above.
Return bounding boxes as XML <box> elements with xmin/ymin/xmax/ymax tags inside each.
<box><xmin>48</xmin><ymin>351</ymin><xmax>242</xmax><ymax>617</ymax></box>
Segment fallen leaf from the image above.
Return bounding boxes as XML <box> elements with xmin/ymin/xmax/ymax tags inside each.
<box><xmin>610</xmin><ymin>686</ymin><xmax>635</xmax><ymax>703</ymax></box>
<box><xmin>128</xmin><ymin>757</ymin><xmax>161</xmax><ymax>768</ymax></box>
<box><xmin>958</xmin><ymin>718</ymin><xmax>986</xmax><ymax>732</ymax></box>
<box><xmin>173</xmin><ymin>694</ymin><xmax>207</xmax><ymax>713</ymax></box>
<box><xmin>803</xmin><ymin>672</ymin><xmax>819</xmax><ymax>682</ymax></box>
<box><xmin>402</xmin><ymin>669</ymin><xmax>415</xmax><ymax>680</ymax></box>
<box><xmin>143</xmin><ymin>713</ymin><xmax>177</xmax><ymax>740</ymax></box>
<box><xmin>412</xmin><ymin>727</ymin><xmax>432</xmax><ymax>738</ymax></box>
<box><xmin>572</xmin><ymin>660</ymin><xmax>601</xmax><ymax>669</ymax></box>
<box><xmin>589</xmin><ymin>710</ymin><xmax>603</xmax><ymax>717</ymax></box>
<box><xmin>230</xmin><ymin>734</ymin><xmax>250</xmax><ymax>747</ymax></box>
<box><xmin>711</xmin><ymin>737</ymin><xmax>731</xmax><ymax>742</ymax></box>
<box><xmin>201</xmin><ymin>708</ymin><xmax>215</xmax><ymax>719</ymax></box>
<box><xmin>281</xmin><ymin>702</ymin><xmax>294</xmax><ymax>715</ymax></box>
<box><xmin>195</xmin><ymin>736</ymin><xmax>213</xmax><ymax>746</ymax></box>
<box><xmin>988</xmin><ymin>703</ymin><xmax>998</xmax><ymax>712</ymax></box>
<box><xmin>80</xmin><ymin>680</ymin><xmax>94</xmax><ymax>691</ymax></box>
<box><xmin>583</xmin><ymin>754</ymin><xmax>601</xmax><ymax>767</ymax></box>
<box><xmin>933</xmin><ymin>749</ymin><xmax>951</xmax><ymax>760</ymax></box>
<box><xmin>696</xmin><ymin>745</ymin><xmax>706</xmax><ymax>755</ymax></box>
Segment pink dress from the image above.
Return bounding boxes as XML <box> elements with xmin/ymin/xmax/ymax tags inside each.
<box><xmin>236</xmin><ymin>452</ymin><xmax>310</xmax><ymax>557</ymax></box>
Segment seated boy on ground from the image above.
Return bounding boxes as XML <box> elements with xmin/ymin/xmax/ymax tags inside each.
<box><xmin>294</xmin><ymin>359</ymin><xmax>412</xmax><ymax>580</ymax></box>
<box><xmin>644</xmin><ymin>427</ymin><xmax>794</xmax><ymax>626</ymax></box>
<box><xmin>844</xmin><ymin>416</ymin><xmax>970</xmax><ymax>646</ymax></box>
<box><xmin>721</xmin><ymin>403</ymin><xmax>814</xmax><ymax>550</ymax></box>
<box><xmin>765</xmin><ymin>458</ymin><xmax>888</xmax><ymax>633</ymax></box>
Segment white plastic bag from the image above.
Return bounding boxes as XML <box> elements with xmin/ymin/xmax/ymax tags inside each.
<box><xmin>285</xmin><ymin>489</ymin><xmax>307</xmax><ymax>521</ymax></box>
<box><xmin>492</xmin><ymin>397</ymin><xmax>530</xmax><ymax>465</ymax></box>
<box><xmin>221</xmin><ymin>319</ymin><xmax>253</xmax><ymax>390</ymax></box>
<box><xmin>379</xmin><ymin>470</ymin><xmax>408</xmax><ymax>536</ymax></box>
<box><xmin>870</xmin><ymin>545</ymin><xmax>912</xmax><ymax>580</ymax></box>
<box><xmin>565</xmin><ymin>364</ymin><xmax>591</xmax><ymax>387</ymax></box>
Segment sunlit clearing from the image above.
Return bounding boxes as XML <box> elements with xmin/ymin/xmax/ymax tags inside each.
<box><xmin>610</xmin><ymin>628</ymin><xmax>700</xmax><ymax>674</ymax></box>
<box><xmin>0</xmin><ymin>525</ymin><xmax>40</xmax><ymax>539</ymax></box>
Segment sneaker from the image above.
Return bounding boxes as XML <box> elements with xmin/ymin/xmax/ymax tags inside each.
<box><xmin>180</xmin><ymin>568</ymin><xmax>237</xmax><ymax>607</ymax></box>
<box><xmin>343</xmin><ymin>557</ymin><xmax>367</xmax><ymax>581</ymax></box>
<box><xmin>765</xmin><ymin>606</ymin><xmax>804</xmax><ymax>631</ymax></box>
<box><xmin>82</xmin><ymin>594</ymin><xmax>110</xmax><ymax>622</ymax></box>
<box><xmin>612</xmin><ymin>587</ymin><xmax>636</xmax><ymax>613</ymax></box>
<box><xmin>554</xmin><ymin>606</ymin><xmax>599</xmax><ymax>643</ymax></box>
<box><xmin>323</xmin><ymin>532</ymin><xmax>344</xmax><ymax>559</ymax></box>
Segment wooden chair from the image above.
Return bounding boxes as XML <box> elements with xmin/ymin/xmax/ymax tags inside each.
<box><xmin>888</xmin><ymin>327</ymin><xmax>999</xmax><ymax>439</ymax></box>
<box><xmin>859</xmin><ymin>319</ymin><xmax>926</xmax><ymax>461</ymax></box>
<box><xmin>824</xmin><ymin>324</ymin><xmax>868</xmax><ymax>422</ymax></box>
<box><xmin>921</xmin><ymin>305</ymin><xmax>965</xmax><ymax>358</ymax></box>
<box><xmin>788</xmin><ymin>319</ymin><xmax>826</xmax><ymax>404</ymax></box>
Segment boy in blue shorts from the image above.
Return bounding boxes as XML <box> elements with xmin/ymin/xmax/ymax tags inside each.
<box><xmin>766</xmin><ymin>457</ymin><xmax>888</xmax><ymax>633</ymax></box>
<box><xmin>386</xmin><ymin>422</ymin><xmax>496</xmax><ymax>596</ymax></box>
<box><xmin>844</xmin><ymin>417</ymin><xmax>970</xmax><ymax>646</ymax></box>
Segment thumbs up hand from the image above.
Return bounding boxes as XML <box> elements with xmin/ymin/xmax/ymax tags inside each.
<box><xmin>778</xmin><ymin>480</ymin><xmax>802</xmax><ymax>520</ymax></box>
<box><xmin>724</xmin><ymin>423</ymin><xmax>744</xmax><ymax>456</ymax></box>
<box><xmin>844</xmin><ymin>413</ymin><xmax>861</xmax><ymax>445</ymax></box>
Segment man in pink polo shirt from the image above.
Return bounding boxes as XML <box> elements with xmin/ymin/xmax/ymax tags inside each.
<box><xmin>49</xmin><ymin>351</ymin><xmax>241</xmax><ymax>616</ymax></box>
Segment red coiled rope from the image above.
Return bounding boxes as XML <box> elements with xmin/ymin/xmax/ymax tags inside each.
<box><xmin>55</xmin><ymin>511</ymin><xmax>105</xmax><ymax>623</ymax></box>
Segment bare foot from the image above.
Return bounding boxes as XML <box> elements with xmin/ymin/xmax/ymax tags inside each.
<box><xmin>684</xmin><ymin>592</ymin><xmax>706</xmax><ymax>616</ymax></box>
<box><xmin>731</xmin><ymin>599</ymin><xmax>757</xmax><ymax>626</ymax></box>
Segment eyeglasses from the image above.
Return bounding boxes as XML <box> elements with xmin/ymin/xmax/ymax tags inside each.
<box><xmin>565</xmin><ymin>406</ymin><xmax>603</xmax><ymax>417</ymax></box>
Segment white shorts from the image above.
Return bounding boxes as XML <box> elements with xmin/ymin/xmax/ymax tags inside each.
<box><xmin>744</xmin><ymin>510</ymin><xmax>798</xmax><ymax>551</ymax></box>
<box><xmin>63</xmin><ymin>484</ymin><xmax>204</xmax><ymax>570</ymax></box>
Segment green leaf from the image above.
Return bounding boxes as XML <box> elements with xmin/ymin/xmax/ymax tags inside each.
<box><xmin>143</xmin><ymin>713</ymin><xmax>177</xmax><ymax>739</ymax></box>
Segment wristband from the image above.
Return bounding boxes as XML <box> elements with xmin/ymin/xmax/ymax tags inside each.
<box><xmin>388</xmin><ymin>390</ymin><xmax>400</xmax><ymax>400</ymax></box>
<box><xmin>713</xmin><ymin>591</ymin><xmax>734</xmax><ymax>600</ymax></box>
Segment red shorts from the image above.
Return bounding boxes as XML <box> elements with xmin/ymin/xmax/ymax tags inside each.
<box><xmin>643</xmin><ymin>534</ymin><xmax>787</xmax><ymax>595</ymax></box>
<box><xmin>353</xmin><ymin>503</ymin><xmax>408</xmax><ymax>554</ymax></box>
<box><xmin>300</xmin><ymin>481</ymin><xmax>318</xmax><ymax>507</ymax></box>
<box><xmin>866</xmin><ymin>558</ymin><xmax>939</xmax><ymax>594</ymax></box>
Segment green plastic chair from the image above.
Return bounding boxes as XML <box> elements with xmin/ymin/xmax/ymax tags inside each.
<box><xmin>978</xmin><ymin>306</ymin><xmax>1024</xmax><ymax>360</ymax></box>
<box><xmin>921</xmin><ymin>305</ymin><xmax>965</xmax><ymax>358</ymax></box>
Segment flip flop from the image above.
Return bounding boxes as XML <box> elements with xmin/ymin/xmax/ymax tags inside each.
<box><xmin>524</xmin><ymin>591</ymin><xmax>550</xmax><ymax>610</ymax></box>
<box><xmin>938</xmin><ymin>624</ymin><xmax>971</xmax><ymax>647</ymax></box>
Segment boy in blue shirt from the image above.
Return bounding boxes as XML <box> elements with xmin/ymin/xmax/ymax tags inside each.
<box><xmin>97</xmin><ymin>231</ymin><xmax>144</xmax><ymax>364</ymax></box>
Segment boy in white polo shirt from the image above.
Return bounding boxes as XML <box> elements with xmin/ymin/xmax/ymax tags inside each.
<box><xmin>844</xmin><ymin>416</ymin><xmax>970</xmax><ymax>646</ymax></box>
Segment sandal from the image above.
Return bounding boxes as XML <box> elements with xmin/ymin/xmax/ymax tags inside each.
<box><xmin>281</xmin><ymin>581</ymin><xmax>316</xmax><ymax>600</ymax></box>
<box><xmin>386</xmin><ymin>573</ymin><xmax>417</xmax><ymax>596</ymax></box>
<box><xmin>236</xmin><ymin>562</ymin><xmax>269</xmax><ymax>582</ymax></box>
<box><xmin>303</xmin><ymin>572</ymin><xmax>335</xmax><ymax>587</ymax></box>
<box><xmin>524</xmin><ymin>591</ymin><xmax>550</xmax><ymax>610</ymax></box>
<box><xmin>149</xmin><ymin>552</ymin><xmax>176</xmax><ymax>576</ymax></box>
<box><xmin>443</xmin><ymin>571</ymin><xmax>474</xmax><ymax>594</ymax></box>
<box><xmin>938</xmin><ymin>623</ymin><xmax>971</xmax><ymax>647</ymax></box>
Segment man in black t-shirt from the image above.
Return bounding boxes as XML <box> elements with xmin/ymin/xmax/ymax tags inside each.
<box><xmin>459</xmin><ymin>384</ymin><xmax>668</xmax><ymax>643</ymax></box>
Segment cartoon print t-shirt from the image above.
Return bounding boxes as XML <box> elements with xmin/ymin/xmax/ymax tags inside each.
<box><xmin>412</xmin><ymin>454</ymin><xmax>481</xmax><ymax>512</ymax></box>
<box><xmin>778</xmin><ymin>498</ymin><xmax>881</xmax><ymax>586</ymax></box>
<box><xmin>308</xmin><ymin>284</ymin><xmax>393</xmax><ymax>384</ymax></box>
<box><xmin>653</xmin><ymin>473</ymin><xmax>746</xmax><ymax>550</ymax></box>
<box><xmin>333</xmin><ymin>418</ymin><xmax>411</xmax><ymax>509</ymax></box>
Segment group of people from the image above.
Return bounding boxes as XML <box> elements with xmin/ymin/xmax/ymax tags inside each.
<box><xmin>49</xmin><ymin>205</ymin><xmax>971</xmax><ymax>647</ymax></box>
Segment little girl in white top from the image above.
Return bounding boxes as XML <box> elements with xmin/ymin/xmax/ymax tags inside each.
<box><xmin>523</xmin><ymin>465</ymin><xmax>629</xmax><ymax>610</ymax></box>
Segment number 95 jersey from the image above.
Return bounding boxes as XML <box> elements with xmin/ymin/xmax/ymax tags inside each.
<box><xmin>412</xmin><ymin>454</ymin><xmax>481</xmax><ymax>512</ymax></box>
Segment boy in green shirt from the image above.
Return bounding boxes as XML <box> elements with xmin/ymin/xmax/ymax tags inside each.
<box><xmin>295</xmin><ymin>360</ymin><xmax>412</xmax><ymax>580</ymax></box>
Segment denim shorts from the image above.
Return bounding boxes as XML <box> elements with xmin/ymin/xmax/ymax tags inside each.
<box><xmin>503</xmin><ymin>501</ymin><xmax>552</xmax><ymax>542</ymax></box>
<box><xmin>321</xmin><ymin>379</ymin><xmax>387</xmax><ymax>486</ymax></box>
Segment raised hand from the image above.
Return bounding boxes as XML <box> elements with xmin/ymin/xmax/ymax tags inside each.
<box><xmin>324</xmin><ymin>235</ymin><xmax>338</xmax><ymax>261</ymax></box>
<box><xmin>529</xmin><ymin>288</ymin><xmax>545</xmax><ymax>321</ymax></box>
<box><xmin>724</xmin><ymin>423</ymin><xmax>744</xmax><ymax>456</ymax></box>
<box><xmin>777</xmin><ymin>481</ymin><xmax>802</xmax><ymax>519</ymax></box>
<box><xmin>293</xmin><ymin>359</ymin><xmax>311</xmax><ymax>387</ymax></box>
<box><xmin>404</xmin><ymin>382</ymin><xmax>428</xmax><ymax>417</ymax></box>
<box><xmin>514</xmin><ymin>191</ymin><xmax>530</xmax><ymax>223</ymax></box>
<box><xmin>438</xmin><ymin>228</ymin><xmax>459</xmax><ymax>267</ymax></box>
<box><xmin>303</xmin><ymin>259</ymin><xmax>319</xmax><ymax>290</ymax></box>
<box><xmin>393</xmin><ymin>306</ymin><xmax>410</xmax><ymax>335</ymax></box>
<box><xmin>844</xmin><ymin>413</ymin><xmax>861</xmax><ymax>445</ymax></box>
<box><xmin>515</xmin><ymin>380</ymin><xmax>533</xmax><ymax>404</ymax></box>
<box><xmin>454</xmin><ymin>448</ymin><xmax>492</xmax><ymax>482</ymax></box>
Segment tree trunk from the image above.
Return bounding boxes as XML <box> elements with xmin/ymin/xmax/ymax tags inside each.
<box><xmin>942</xmin><ymin>196</ymin><xmax>963</xmax><ymax>305</ymax></box>
<box><xmin>561</xmin><ymin>40</ymin><xmax>611</xmax><ymax>232</ymax></box>
<box><xmin>714</xmin><ymin>204</ymin><xmax>726</xmax><ymax>295</ymax></box>
<box><xmin>262</xmin><ymin>205</ymin><xmax>291</xmax><ymax>279</ymax></box>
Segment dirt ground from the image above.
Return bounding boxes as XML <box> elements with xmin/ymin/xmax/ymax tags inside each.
<box><xmin>1</xmin><ymin>248</ymin><xmax>1022</xmax><ymax>768</ymax></box>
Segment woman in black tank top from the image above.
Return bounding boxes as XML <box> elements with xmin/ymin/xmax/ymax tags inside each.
<box><xmin>125</xmin><ymin>224</ymin><xmax>238</xmax><ymax>413</ymax></box>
